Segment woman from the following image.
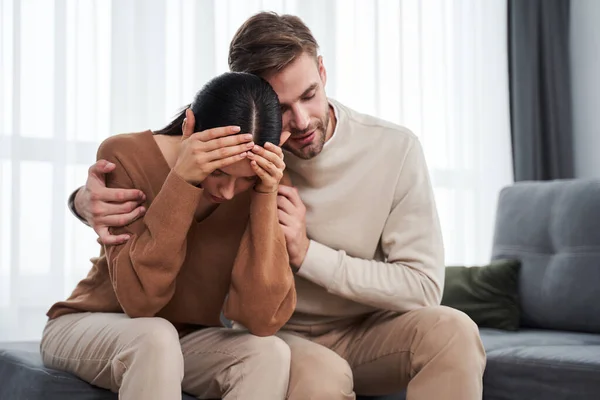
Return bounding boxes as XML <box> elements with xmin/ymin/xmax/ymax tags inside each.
<box><xmin>41</xmin><ymin>72</ymin><xmax>296</xmax><ymax>400</ymax></box>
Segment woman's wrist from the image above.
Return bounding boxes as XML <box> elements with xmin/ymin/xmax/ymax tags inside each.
<box><xmin>253</xmin><ymin>183</ymin><xmax>278</xmax><ymax>194</ymax></box>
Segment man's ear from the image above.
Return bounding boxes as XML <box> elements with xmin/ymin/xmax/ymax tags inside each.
<box><xmin>279</xmin><ymin>130</ymin><xmax>292</xmax><ymax>146</ymax></box>
<box><xmin>317</xmin><ymin>55</ymin><xmax>327</xmax><ymax>87</ymax></box>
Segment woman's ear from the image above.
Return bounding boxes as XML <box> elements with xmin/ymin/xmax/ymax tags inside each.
<box><xmin>279</xmin><ymin>130</ymin><xmax>292</xmax><ymax>146</ymax></box>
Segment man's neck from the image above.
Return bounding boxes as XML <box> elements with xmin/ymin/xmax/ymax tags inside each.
<box><xmin>324</xmin><ymin>104</ymin><xmax>337</xmax><ymax>143</ymax></box>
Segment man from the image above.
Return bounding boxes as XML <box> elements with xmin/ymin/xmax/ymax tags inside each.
<box><xmin>70</xmin><ymin>12</ymin><xmax>485</xmax><ymax>400</ymax></box>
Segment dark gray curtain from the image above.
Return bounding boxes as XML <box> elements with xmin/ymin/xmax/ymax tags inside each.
<box><xmin>508</xmin><ymin>0</ymin><xmax>574</xmax><ymax>181</ymax></box>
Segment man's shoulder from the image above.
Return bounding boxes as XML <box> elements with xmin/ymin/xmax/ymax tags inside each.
<box><xmin>332</xmin><ymin>99</ymin><xmax>418</xmax><ymax>146</ymax></box>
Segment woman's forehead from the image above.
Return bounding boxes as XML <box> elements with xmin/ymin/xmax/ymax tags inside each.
<box><xmin>220</xmin><ymin>158</ymin><xmax>255</xmax><ymax>178</ymax></box>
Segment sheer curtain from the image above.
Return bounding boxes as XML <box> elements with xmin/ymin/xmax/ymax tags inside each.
<box><xmin>0</xmin><ymin>0</ymin><xmax>513</xmax><ymax>341</ymax></box>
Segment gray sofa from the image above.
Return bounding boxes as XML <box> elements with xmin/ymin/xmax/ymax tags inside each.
<box><xmin>477</xmin><ymin>178</ymin><xmax>600</xmax><ymax>400</ymax></box>
<box><xmin>1</xmin><ymin>178</ymin><xmax>599</xmax><ymax>399</ymax></box>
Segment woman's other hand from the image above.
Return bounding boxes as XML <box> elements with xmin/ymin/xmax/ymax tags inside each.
<box><xmin>248</xmin><ymin>142</ymin><xmax>285</xmax><ymax>193</ymax></box>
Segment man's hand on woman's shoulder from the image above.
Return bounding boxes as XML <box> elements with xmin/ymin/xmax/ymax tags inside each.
<box><xmin>72</xmin><ymin>159</ymin><xmax>146</xmax><ymax>245</ymax></box>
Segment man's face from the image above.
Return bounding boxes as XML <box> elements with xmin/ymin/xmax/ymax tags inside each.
<box><xmin>265</xmin><ymin>53</ymin><xmax>331</xmax><ymax>159</ymax></box>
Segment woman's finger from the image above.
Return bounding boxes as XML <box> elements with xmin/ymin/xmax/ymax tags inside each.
<box><xmin>208</xmin><ymin>152</ymin><xmax>248</xmax><ymax>171</ymax></box>
<box><xmin>202</xmin><ymin>134</ymin><xmax>254</xmax><ymax>151</ymax></box>
<box><xmin>250</xmin><ymin>160</ymin><xmax>271</xmax><ymax>182</ymax></box>
<box><xmin>248</xmin><ymin>152</ymin><xmax>279</xmax><ymax>175</ymax></box>
<box><xmin>251</xmin><ymin>145</ymin><xmax>285</xmax><ymax>169</ymax></box>
<box><xmin>194</xmin><ymin>125</ymin><xmax>241</xmax><ymax>142</ymax></box>
<box><xmin>181</xmin><ymin>109</ymin><xmax>195</xmax><ymax>139</ymax></box>
<box><xmin>205</xmin><ymin>143</ymin><xmax>253</xmax><ymax>162</ymax></box>
<box><xmin>264</xmin><ymin>142</ymin><xmax>284</xmax><ymax>159</ymax></box>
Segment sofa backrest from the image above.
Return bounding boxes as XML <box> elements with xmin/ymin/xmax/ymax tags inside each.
<box><xmin>491</xmin><ymin>179</ymin><xmax>600</xmax><ymax>333</ymax></box>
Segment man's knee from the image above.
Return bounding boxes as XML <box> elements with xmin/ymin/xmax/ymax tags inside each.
<box><xmin>289</xmin><ymin>347</ymin><xmax>354</xmax><ymax>400</ymax></box>
<box><xmin>417</xmin><ymin>306</ymin><xmax>486</xmax><ymax>369</ymax></box>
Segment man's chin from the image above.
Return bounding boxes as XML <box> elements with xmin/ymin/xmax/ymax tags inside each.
<box><xmin>284</xmin><ymin>144</ymin><xmax>321</xmax><ymax>160</ymax></box>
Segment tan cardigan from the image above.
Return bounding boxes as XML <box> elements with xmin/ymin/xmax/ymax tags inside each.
<box><xmin>47</xmin><ymin>130</ymin><xmax>296</xmax><ymax>337</ymax></box>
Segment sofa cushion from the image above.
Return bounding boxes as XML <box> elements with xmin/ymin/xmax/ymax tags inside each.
<box><xmin>0</xmin><ymin>347</ymin><xmax>119</xmax><ymax>400</ymax></box>
<box><xmin>0</xmin><ymin>342</ymin><xmax>199</xmax><ymax>400</ymax></box>
<box><xmin>480</xmin><ymin>327</ymin><xmax>600</xmax><ymax>351</ymax></box>
<box><xmin>491</xmin><ymin>179</ymin><xmax>600</xmax><ymax>333</ymax></box>
<box><xmin>442</xmin><ymin>259</ymin><xmax>521</xmax><ymax>331</ymax></box>
<box><xmin>480</xmin><ymin>328</ymin><xmax>600</xmax><ymax>400</ymax></box>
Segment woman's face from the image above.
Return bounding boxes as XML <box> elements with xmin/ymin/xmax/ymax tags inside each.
<box><xmin>201</xmin><ymin>158</ymin><xmax>257</xmax><ymax>203</ymax></box>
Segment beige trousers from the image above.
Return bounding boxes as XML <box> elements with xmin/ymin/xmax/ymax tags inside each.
<box><xmin>279</xmin><ymin>306</ymin><xmax>486</xmax><ymax>400</ymax></box>
<box><xmin>41</xmin><ymin>313</ymin><xmax>291</xmax><ymax>399</ymax></box>
<box><xmin>41</xmin><ymin>306</ymin><xmax>485</xmax><ymax>400</ymax></box>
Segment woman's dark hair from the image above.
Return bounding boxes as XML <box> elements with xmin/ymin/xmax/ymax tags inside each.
<box><xmin>154</xmin><ymin>72</ymin><xmax>282</xmax><ymax>146</ymax></box>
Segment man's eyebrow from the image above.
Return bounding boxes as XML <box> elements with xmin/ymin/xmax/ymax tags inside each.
<box><xmin>299</xmin><ymin>83</ymin><xmax>318</xmax><ymax>99</ymax></box>
<box><xmin>281</xmin><ymin>83</ymin><xmax>319</xmax><ymax>109</ymax></box>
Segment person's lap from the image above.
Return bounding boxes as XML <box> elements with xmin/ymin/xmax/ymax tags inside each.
<box><xmin>280</xmin><ymin>305</ymin><xmax>485</xmax><ymax>398</ymax></box>
<box><xmin>41</xmin><ymin>306</ymin><xmax>484</xmax><ymax>399</ymax></box>
<box><xmin>180</xmin><ymin>326</ymin><xmax>290</xmax><ymax>399</ymax></box>
<box><xmin>276</xmin><ymin>330</ymin><xmax>355</xmax><ymax>399</ymax></box>
<box><xmin>41</xmin><ymin>312</ymin><xmax>290</xmax><ymax>399</ymax></box>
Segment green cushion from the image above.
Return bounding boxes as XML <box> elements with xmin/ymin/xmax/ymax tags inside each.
<box><xmin>441</xmin><ymin>259</ymin><xmax>521</xmax><ymax>331</ymax></box>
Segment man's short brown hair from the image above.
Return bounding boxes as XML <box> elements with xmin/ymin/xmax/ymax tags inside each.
<box><xmin>228</xmin><ymin>12</ymin><xmax>319</xmax><ymax>77</ymax></box>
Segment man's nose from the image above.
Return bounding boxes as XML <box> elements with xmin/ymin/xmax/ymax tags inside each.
<box><xmin>290</xmin><ymin>104</ymin><xmax>310</xmax><ymax>131</ymax></box>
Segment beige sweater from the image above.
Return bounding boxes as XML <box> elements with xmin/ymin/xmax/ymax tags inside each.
<box><xmin>49</xmin><ymin>131</ymin><xmax>296</xmax><ymax>336</ymax></box>
<box><xmin>284</xmin><ymin>99</ymin><xmax>445</xmax><ymax>325</ymax></box>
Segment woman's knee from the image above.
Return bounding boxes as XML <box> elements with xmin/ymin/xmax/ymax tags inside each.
<box><xmin>41</xmin><ymin>314</ymin><xmax>184</xmax><ymax>391</ymax></box>
<box><xmin>241</xmin><ymin>335</ymin><xmax>291</xmax><ymax>369</ymax></box>
<box><xmin>126</xmin><ymin>317</ymin><xmax>183</xmax><ymax>363</ymax></box>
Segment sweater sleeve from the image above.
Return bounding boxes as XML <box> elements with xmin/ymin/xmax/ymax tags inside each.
<box><xmin>67</xmin><ymin>187</ymin><xmax>89</xmax><ymax>226</ymax></box>
<box><xmin>296</xmin><ymin>138</ymin><xmax>445</xmax><ymax>312</ymax></box>
<box><xmin>99</xmin><ymin>141</ymin><xmax>203</xmax><ymax>318</ymax></box>
<box><xmin>223</xmin><ymin>190</ymin><xmax>296</xmax><ymax>336</ymax></box>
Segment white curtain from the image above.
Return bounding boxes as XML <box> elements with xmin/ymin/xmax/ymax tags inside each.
<box><xmin>0</xmin><ymin>0</ymin><xmax>513</xmax><ymax>342</ymax></box>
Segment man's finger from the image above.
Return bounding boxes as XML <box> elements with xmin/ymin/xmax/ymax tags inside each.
<box><xmin>95</xmin><ymin>187</ymin><xmax>146</xmax><ymax>203</ymax></box>
<box><xmin>88</xmin><ymin>159</ymin><xmax>115</xmax><ymax>178</ymax></box>
<box><xmin>101</xmin><ymin>201</ymin><xmax>145</xmax><ymax>216</ymax></box>
<box><xmin>96</xmin><ymin>226</ymin><xmax>130</xmax><ymax>246</ymax></box>
<box><xmin>277</xmin><ymin>185</ymin><xmax>303</xmax><ymax>207</ymax></box>
<box><xmin>98</xmin><ymin>206</ymin><xmax>146</xmax><ymax>227</ymax></box>
<box><xmin>277</xmin><ymin>209</ymin><xmax>294</xmax><ymax>227</ymax></box>
<box><xmin>279</xmin><ymin>224</ymin><xmax>293</xmax><ymax>241</ymax></box>
<box><xmin>277</xmin><ymin>194</ymin><xmax>296</xmax><ymax>214</ymax></box>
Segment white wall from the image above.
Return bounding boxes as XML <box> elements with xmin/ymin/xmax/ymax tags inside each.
<box><xmin>571</xmin><ymin>0</ymin><xmax>600</xmax><ymax>178</ymax></box>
